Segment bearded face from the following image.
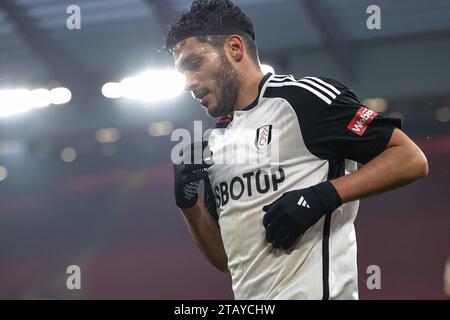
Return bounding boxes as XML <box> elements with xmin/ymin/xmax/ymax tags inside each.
<box><xmin>174</xmin><ymin>37</ymin><xmax>241</xmax><ymax>118</ymax></box>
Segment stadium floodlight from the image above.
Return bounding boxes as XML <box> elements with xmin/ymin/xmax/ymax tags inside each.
<box><xmin>148</xmin><ymin>121</ymin><xmax>174</xmax><ymax>137</ymax></box>
<box><xmin>362</xmin><ymin>98</ymin><xmax>388</xmax><ymax>113</ymax></box>
<box><xmin>95</xmin><ymin>128</ymin><xmax>121</xmax><ymax>143</ymax></box>
<box><xmin>436</xmin><ymin>106</ymin><xmax>450</xmax><ymax>122</ymax></box>
<box><xmin>101</xmin><ymin>82</ymin><xmax>122</xmax><ymax>99</ymax></box>
<box><xmin>30</xmin><ymin>88</ymin><xmax>51</xmax><ymax>108</ymax></box>
<box><xmin>102</xmin><ymin>69</ymin><xmax>185</xmax><ymax>103</ymax></box>
<box><xmin>0</xmin><ymin>87</ymin><xmax>72</xmax><ymax>117</ymax></box>
<box><xmin>0</xmin><ymin>89</ymin><xmax>33</xmax><ymax>117</ymax></box>
<box><xmin>61</xmin><ymin>147</ymin><xmax>77</xmax><ymax>163</ymax></box>
<box><xmin>50</xmin><ymin>87</ymin><xmax>72</xmax><ymax>105</ymax></box>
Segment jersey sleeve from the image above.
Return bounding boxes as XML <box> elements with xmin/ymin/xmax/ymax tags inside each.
<box><xmin>290</xmin><ymin>77</ymin><xmax>401</xmax><ymax>164</ymax></box>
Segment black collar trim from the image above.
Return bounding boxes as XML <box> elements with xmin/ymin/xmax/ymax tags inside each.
<box><xmin>241</xmin><ymin>72</ymin><xmax>273</xmax><ymax>111</ymax></box>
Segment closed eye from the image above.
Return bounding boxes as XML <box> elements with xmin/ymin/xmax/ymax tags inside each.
<box><xmin>176</xmin><ymin>54</ymin><xmax>203</xmax><ymax>73</ymax></box>
<box><xmin>190</xmin><ymin>59</ymin><xmax>201</xmax><ymax>70</ymax></box>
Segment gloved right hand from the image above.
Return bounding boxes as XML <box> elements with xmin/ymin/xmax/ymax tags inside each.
<box><xmin>173</xmin><ymin>140</ymin><xmax>212</xmax><ymax>209</ymax></box>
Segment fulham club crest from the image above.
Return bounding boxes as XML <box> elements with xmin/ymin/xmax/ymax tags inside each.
<box><xmin>255</xmin><ymin>125</ymin><xmax>272</xmax><ymax>150</ymax></box>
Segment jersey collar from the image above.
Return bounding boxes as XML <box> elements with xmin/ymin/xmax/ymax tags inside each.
<box><xmin>240</xmin><ymin>72</ymin><xmax>274</xmax><ymax>112</ymax></box>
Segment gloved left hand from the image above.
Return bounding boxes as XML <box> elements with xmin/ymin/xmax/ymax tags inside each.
<box><xmin>262</xmin><ymin>181</ymin><xmax>342</xmax><ymax>249</ymax></box>
<box><xmin>173</xmin><ymin>140</ymin><xmax>212</xmax><ymax>209</ymax></box>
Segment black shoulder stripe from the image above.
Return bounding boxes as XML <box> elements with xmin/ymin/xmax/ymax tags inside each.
<box><xmin>264</xmin><ymin>81</ymin><xmax>332</xmax><ymax>106</ymax></box>
<box><xmin>266</xmin><ymin>76</ymin><xmax>343</xmax><ymax>105</ymax></box>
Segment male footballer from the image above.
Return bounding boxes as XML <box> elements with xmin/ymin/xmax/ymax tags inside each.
<box><xmin>168</xmin><ymin>0</ymin><xmax>428</xmax><ymax>299</ymax></box>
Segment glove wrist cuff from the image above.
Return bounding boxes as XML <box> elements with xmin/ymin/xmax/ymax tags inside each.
<box><xmin>312</xmin><ymin>180</ymin><xmax>342</xmax><ymax>212</ymax></box>
<box><xmin>176</xmin><ymin>193</ymin><xmax>198</xmax><ymax>209</ymax></box>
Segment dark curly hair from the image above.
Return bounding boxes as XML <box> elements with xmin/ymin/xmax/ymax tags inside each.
<box><xmin>165</xmin><ymin>0</ymin><xmax>259</xmax><ymax>65</ymax></box>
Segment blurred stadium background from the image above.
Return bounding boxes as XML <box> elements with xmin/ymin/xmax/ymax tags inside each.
<box><xmin>0</xmin><ymin>0</ymin><xmax>449</xmax><ymax>299</ymax></box>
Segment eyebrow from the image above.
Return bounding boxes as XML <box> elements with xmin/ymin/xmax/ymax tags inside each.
<box><xmin>176</xmin><ymin>53</ymin><xmax>202</xmax><ymax>73</ymax></box>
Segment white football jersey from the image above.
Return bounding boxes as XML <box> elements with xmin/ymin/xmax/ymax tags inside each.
<box><xmin>203</xmin><ymin>73</ymin><xmax>400</xmax><ymax>300</ymax></box>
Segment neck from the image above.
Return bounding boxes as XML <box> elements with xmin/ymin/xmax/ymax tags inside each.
<box><xmin>234</xmin><ymin>68</ymin><xmax>265</xmax><ymax>111</ymax></box>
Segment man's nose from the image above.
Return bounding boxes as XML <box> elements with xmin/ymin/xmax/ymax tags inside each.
<box><xmin>184</xmin><ymin>72</ymin><xmax>198</xmax><ymax>92</ymax></box>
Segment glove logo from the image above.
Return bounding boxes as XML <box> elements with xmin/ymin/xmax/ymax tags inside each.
<box><xmin>297</xmin><ymin>195</ymin><xmax>310</xmax><ymax>208</ymax></box>
<box><xmin>255</xmin><ymin>125</ymin><xmax>272</xmax><ymax>150</ymax></box>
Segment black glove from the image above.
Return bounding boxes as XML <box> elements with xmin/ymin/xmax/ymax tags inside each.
<box><xmin>262</xmin><ymin>181</ymin><xmax>342</xmax><ymax>249</ymax></box>
<box><xmin>173</xmin><ymin>140</ymin><xmax>212</xmax><ymax>209</ymax></box>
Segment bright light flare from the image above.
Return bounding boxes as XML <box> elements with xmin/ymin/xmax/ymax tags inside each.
<box><xmin>102</xmin><ymin>70</ymin><xmax>185</xmax><ymax>103</ymax></box>
<box><xmin>50</xmin><ymin>87</ymin><xmax>72</xmax><ymax>105</ymax></box>
<box><xmin>0</xmin><ymin>87</ymin><xmax>71</xmax><ymax>117</ymax></box>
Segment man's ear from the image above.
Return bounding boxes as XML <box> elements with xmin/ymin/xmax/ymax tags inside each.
<box><xmin>226</xmin><ymin>35</ymin><xmax>244</xmax><ymax>62</ymax></box>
